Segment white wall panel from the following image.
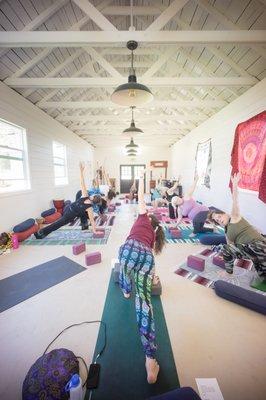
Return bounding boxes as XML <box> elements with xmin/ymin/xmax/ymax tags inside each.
<box><xmin>171</xmin><ymin>78</ymin><xmax>266</xmax><ymax>233</ymax></box>
<box><xmin>0</xmin><ymin>81</ymin><xmax>94</xmax><ymax>232</ymax></box>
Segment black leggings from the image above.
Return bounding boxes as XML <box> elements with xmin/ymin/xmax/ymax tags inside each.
<box><xmin>169</xmin><ymin>203</ymin><xmax>177</xmax><ymax>219</ymax></box>
<box><xmin>39</xmin><ymin>209</ymin><xmax>78</xmax><ymax>237</ymax></box>
<box><xmin>193</xmin><ymin>211</ymin><xmax>213</xmax><ymax>234</ymax></box>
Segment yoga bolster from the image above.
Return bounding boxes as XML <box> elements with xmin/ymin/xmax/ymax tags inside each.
<box><xmin>214</xmin><ymin>280</ymin><xmax>266</xmax><ymax>315</ymax></box>
<box><xmin>43</xmin><ymin>212</ymin><xmax>62</xmax><ymax>224</ymax></box>
<box><xmin>41</xmin><ymin>208</ymin><xmax>56</xmax><ymax>218</ymax></box>
<box><xmin>187</xmin><ymin>256</ymin><xmax>205</xmax><ymax>271</ymax></box>
<box><xmin>147</xmin><ymin>387</ymin><xmax>202</xmax><ymax>400</ymax></box>
<box><xmin>85</xmin><ymin>251</ymin><xmax>101</xmax><ymax>266</ymax></box>
<box><xmin>199</xmin><ymin>234</ymin><xmax>226</xmax><ymax>246</ymax></box>
<box><xmin>72</xmin><ymin>243</ymin><xmax>86</xmax><ymax>255</ymax></box>
<box><xmin>53</xmin><ymin>199</ymin><xmax>64</xmax><ymax>214</ymax></box>
<box><xmin>212</xmin><ymin>255</ymin><xmax>225</xmax><ymax>268</ymax></box>
<box><xmin>16</xmin><ymin>224</ymin><xmax>39</xmax><ymax>242</ymax></box>
<box><xmin>13</xmin><ymin>218</ymin><xmax>35</xmax><ymax>233</ymax></box>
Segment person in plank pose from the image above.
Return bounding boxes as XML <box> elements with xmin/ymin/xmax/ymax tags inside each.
<box><xmin>35</xmin><ymin>163</ymin><xmax>99</xmax><ymax>239</ymax></box>
<box><xmin>171</xmin><ymin>175</ymin><xmax>216</xmax><ymax>236</ymax></box>
<box><xmin>118</xmin><ymin>169</ymin><xmax>166</xmax><ymax>384</ymax></box>
<box><xmin>208</xmin><ymin>173</ymin><xmax>266</xmax><ymax>279</ymax></box>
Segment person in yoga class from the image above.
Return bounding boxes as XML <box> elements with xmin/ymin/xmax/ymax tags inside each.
<box><xmin>118</xmin><ymin>169</ymin><xmax>166</xmax><ymax>384</ymax></box>
<box><xmin>171</xmin><ymin>174</ymin><xmax>216</xmax><ymax>236</ymax></box>
<box><xmin>129</xmin><ymin>178</ymin><xmax>138</xmax><ymax>202</ymax></box>
<box><xmin>164</xmin><ymin>177</ymin><xmax>181</xmax><ymax>219</ymax></box>
<box><xmin>208</xmin><ymin>173</ymin><xmax>266</xmax><ymax>279</ymax></box>
<box><xmin>34</xmin><ymin>163</ymin><xmax>99</xmax><ymax>239</ymax></box>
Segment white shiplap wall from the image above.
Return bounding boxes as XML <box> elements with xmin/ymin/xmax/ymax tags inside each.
<box><xmin>94</xmin><ymin>146</ymin><xmax>172</xmax><ymax>193</ymax></box>
<box><xmin>171</xmin><ymin>78</ymin><xmax>266</xmax><ymax>233</ymax></box>
<box><xmin>0</xmin><ymin>81</ymin><xmax>94</xmax><ymax>232</ymax></box>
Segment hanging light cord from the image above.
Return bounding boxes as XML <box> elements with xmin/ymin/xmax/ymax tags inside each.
<box><xmin>130</xmin><ymin>0</ymin><xmax>134</xmax><ymax>30</ymax></box>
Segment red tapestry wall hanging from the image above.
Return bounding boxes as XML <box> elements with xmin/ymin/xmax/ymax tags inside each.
<box><xmin>230</xmin><ymin>111</ymin><xmax>266</xmax><ymax>203</ymax></box>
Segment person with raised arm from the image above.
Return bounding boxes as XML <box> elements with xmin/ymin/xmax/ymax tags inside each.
<box><xmin>118</xmin><ymin>169</ymin><xmax>166</xmax><ymax>384</ymax></box>
<box><xmin>208</xmin><ymin>173</ymin><xmax>266</xmax><ymax>278</ymax></box>
<box><xmin>34</xmin><ymin>163</ymin><xmax>99</xmax><ymax>239</ymax></box>
<box><xmin>171</xmin><ymin>174</ymin><xmax>216</xmax><ymax>236</ymax></box>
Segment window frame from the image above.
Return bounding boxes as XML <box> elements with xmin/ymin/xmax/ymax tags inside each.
<box><xmin>0</xmin><ymin>118</ymin><xmax>31</xmax><ymax>196</ymax></box>
<box><xmin>52</xmin><ymin>141</ymin><xmax>68</xmax><ymax>186</ymax></box>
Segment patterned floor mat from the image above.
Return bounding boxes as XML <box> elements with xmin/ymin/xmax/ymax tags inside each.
<box><xmin>175</xmin><ymin>249</ymin><xmax>265</xmax><ymax>295</ymax></box>
<box><xmin>22</xmin><ymin>228</ymin><xmax>111</xmax><ymax>245</ymax></box>
<box><xmin>63</xmin><ymin>214</ymin><xmax>115</xmax><ymax>229</ymax></box>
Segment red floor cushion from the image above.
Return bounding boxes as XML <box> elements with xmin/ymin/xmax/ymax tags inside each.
<box><xmin>53</xmin><ymin>199</ymin><xmax>64</xmax><ymax>214</ymax></box>
<box><xmin>16</xmin><ymin>224</ymin><xmax>39</xmax><ymax>242</ymax></box>
<box><xmin>44</xmin><ymin>212</ymin><xmax>62</xmax><ymax>224</ymax></box>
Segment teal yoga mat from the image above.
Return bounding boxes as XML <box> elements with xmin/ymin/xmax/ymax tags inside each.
<box><xmin>86</xmin><ymin>270</ymin><xmax>180</xmax><ymax>400</ymax></box>
<box><xmin>0</xmin><ymin>256</ymin><xmax>86</xmax><ymax>312</ymax></box>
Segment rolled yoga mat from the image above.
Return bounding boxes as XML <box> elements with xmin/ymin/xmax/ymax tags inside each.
<box><xmin>85</xmin><ymin>270</ymin><xmax>179</xmax><ymax>400</ymax></box>
<box><xmin>0</xmin><ymin>256</ymin><xmax>86</xmax><ymax>313</ymax></box>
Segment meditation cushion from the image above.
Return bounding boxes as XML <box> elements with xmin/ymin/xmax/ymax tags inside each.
<box><xmin>16</xmin><ymin>224</ymin><xmax>39</xmax><ymax>242</ymax></box>
<box><xmin>53</xmin><ymin>199</ymin><xmax>65</xmax><ymax>214</ymax></box>
<box><xmin>44</xmin><ymin>212</ymin><xmax>62</xmax><ymax>224</ymax></box>
<box><xmin>199</xmin><ymin>233</ymin><xmax>226</xmax><ymax>245</ymax></box>
<box><xmin>41</xmin><ymin>208</ymin><xmax>56</xmax><ymax>218</ymax></box>
<box><xmin>214</xmin><ymin>280</ymin><xmax>266</xmax><ymax>315</ymax></box>
<box><xmin>147</xmin><ymin>387</ymin><xmax>202</xmax><ymax>400</ymax></box>
<box><xmin>13</xmin><ymin>218</ymin><xmax>35</xmax><ymax>233</ymax></box>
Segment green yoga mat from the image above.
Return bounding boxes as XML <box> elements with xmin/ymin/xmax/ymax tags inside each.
<box><xmin>86</xmin><ymin>270</ymin><xmax>179</xmax><ymax>400</ymax></box>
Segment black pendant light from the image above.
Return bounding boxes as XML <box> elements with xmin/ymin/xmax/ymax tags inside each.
<box><xmin>111</xmin><ymin>40</ymin><xmax>153</xmax><ymax>107</ymax></box>
<box><xmin>126</xmin><ymin>137</ymin><xmax>139</xmax><ymax>150</ymax></box>
<box><xmin>122</xmin><ymin>106</ymin><xmax>143</xmax><ymax>135</ymax></box>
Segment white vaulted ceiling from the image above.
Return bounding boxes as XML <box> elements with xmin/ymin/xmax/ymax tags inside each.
<box><xmin>0</xmin><ymin>0</ymin><xmax>265</xmax><ymax>147</ymax></box>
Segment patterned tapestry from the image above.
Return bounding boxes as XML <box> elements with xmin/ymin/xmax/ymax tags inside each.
<box><xmin>230</xmin><ymin>111</ymin><xmax>266</xmax><ymax>202</ymax></box>
<box><xmin>195</xmin><ymin>139</ymin><xmax>212</xmax><ymax>188</ymax></box>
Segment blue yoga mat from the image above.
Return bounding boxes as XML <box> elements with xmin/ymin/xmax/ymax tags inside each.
<box><xmin>0</xmin><ymin>256</ymin><xmax>86</xmax><ymax>313</ymax></box>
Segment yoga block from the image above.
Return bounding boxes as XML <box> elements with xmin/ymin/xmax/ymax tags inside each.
<box><xmin>213</xmin><ymin>255</ymin><xmax>225</xmax><ymax>268</ymax></box>
<box><xmin>113</xmin><ymin>261</ymin><xmax>120</xmax><ymax>283</ymax></box>
<box><xmin>93</xmin><ymin>231</ymin><xmax>105</xmax><ymax>239</ymax></box>
<box><xmin>72</xmin><ymin>243</ymin><xmax>85</xmax><ymax>255</ymax></box>
<box><xmin>187</xmin><ymin>255</ymin><xmax>205</xmax><ymax>271</ymax></box>
<box><xmin>235</xmin><ymin>259</ymin><xmax>251</xmax><ymax>269</ymax></box>
<box><xmin>85</xmin><ymin>251</ymin><xmax>101</xmax><ymax>266</ymax></box>
<box><xmin>152</xmin><ymin>278</ymin><xmax>162</xmax><ymax>296</ymax></box>
<box><xmin>200</xmin><ymin>248</ymin><xmax>213</xmax><ymax>257</ymax></box>
<box><xmin>169</xmin><ymin>228</ymin><xmax>181</xmax><ymax>238</ymax></box>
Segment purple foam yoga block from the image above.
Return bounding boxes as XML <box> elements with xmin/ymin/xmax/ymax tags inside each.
<box><xmin>200</xmin><ymin>248</ymin><xmax>213</xmax><ymax>257</ymax></box>
<box><xmin>72</xmin><ymin>243</ymin><xmax>86</xmax><ymax>255</ymax></box>
<box><xmin>169</xmin><ymin>228</ymin><xmax>181</xmax><ymax>238</ymax></box>
<box><xmin>93</xmin><ymin>231</ymin><xmax>105</xmax><ymax>239</ymax></box>
<box><xmin>213</xmin><ymin>255</ymin><xmax>225</xmax><ymax>268</ymax></box>
<box><xmin>85</xmin><ymin>251</ymin><xmax>101</xmax><ymax>266</ymax></box>
<box><xmin>187</xmin><ymin>255</ymin><xmax>205</xmax><ymax>271</ymax></box>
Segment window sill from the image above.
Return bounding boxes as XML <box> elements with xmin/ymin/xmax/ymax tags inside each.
<box><xmin>0</xmin><ymin>188</ymin><xmax>33</xmax><ymax>198</ymax></box>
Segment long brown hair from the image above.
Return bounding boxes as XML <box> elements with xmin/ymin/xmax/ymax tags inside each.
<box><xmin>149</xmin><ymin>214</ymin><xmax>166</xmax><ymax>255</ymax></box>
<box><xmin>207</xmin><ymin>210</ymin><xmax>225</xmax><ymax>224</ymax></box>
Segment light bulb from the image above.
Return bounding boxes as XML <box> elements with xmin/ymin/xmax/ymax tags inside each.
<box><xmin>129</xmin><ymin>89</ymin><xmax>136</xmax><ymax>98</ymax></box>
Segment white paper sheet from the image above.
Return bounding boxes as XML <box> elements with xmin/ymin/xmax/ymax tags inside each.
<box><xmin>196</xmin><ymin>378</ymin><xmax>224</xmax><ymax>400</ymax></box>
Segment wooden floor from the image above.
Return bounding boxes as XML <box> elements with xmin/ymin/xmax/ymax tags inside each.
<box><xmin>0</xmin><ymin>202</ymin><xmax>265</xmax><ymax>400</ymax></box>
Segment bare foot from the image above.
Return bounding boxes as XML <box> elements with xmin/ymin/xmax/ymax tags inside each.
<box><xmin>123</xmin><ymin>292</ymin><xmax>130</xmax><ymax>299</ymax></box>
<box><xmin>153</xmin><ymin>275</ymin><xmax>160</xmax><ymax>285</ymax></box>
<box><xmin>145</xmin><ymin>357</ymin><xmax>159</xmax><ymax>384</ymax></box>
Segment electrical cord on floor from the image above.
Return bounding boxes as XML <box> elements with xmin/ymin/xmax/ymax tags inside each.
<box><xmin>43</xmin><ymin>320</ymin><xmax>107</xmax><ymax>388</ymax></box>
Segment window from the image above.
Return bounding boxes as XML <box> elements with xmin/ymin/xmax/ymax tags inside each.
<box><xmin>133</xmin><ymin>165</ymin><xmax>145</xmax><ymax>179</ymax></box>
<box><xmin>53</xmin><ymin>141</ymin><xmax>68</xmax><ymax>185</ymax></box>
<box><xmin>120</xmin><ymin>166</ymin><xmax>132</xmax><ymax>180</ymax></box>
<box><xmin>0</xmin><ymin>118</ymin><xmax>30</xmax><ymax>193</ymax></box>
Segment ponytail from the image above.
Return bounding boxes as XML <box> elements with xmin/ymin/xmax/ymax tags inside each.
<box><xmin>149</xmin><ymin>214</ymin><xmax>166</xmax><ymax>255</ymax></box>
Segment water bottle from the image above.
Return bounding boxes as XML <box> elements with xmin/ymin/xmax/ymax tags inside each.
<box><xmin>11</xmin><ymin>233</ymin><xmax>19</xmax><ymax>250</ymax></box>
<box><xmin>65</xmin><ymin>374</ymin><xmax>83</xmax><ymax>400</ymax></box>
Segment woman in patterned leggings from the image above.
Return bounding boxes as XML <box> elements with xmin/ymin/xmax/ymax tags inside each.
<box><xmin>118</xmin><ymin>169</ymin><xmax>166</xmax><ymax>384</ymax></box>
<box><xmin>208</xmin><ymin>173</ymin><xmax>266</xmax><ymax>280</ymax></box>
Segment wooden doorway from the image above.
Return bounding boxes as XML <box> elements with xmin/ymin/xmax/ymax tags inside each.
<box><xmin>120</xmin><ymin>164</ymin><xmax>146</xmax><ymax>193</ymax></box>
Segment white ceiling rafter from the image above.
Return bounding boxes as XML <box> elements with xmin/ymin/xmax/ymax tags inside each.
<box><xmin>145</xmin><ymin>0</ymin><xmax>190</xmax><ymax>31</ymax></box>
<box><xmin>5</xmin><ymin>77</ymin><xmax>257</xmax><ymax>88</ymax></box>
<box><xmin>38</xmin><ymin>99</ymin><xmax>226</xmax><ymax>109</ymax></box>
<box><xmin>141</xmin><ymin>47</ymin><xmax>178</xmax><ymax>78</ymax></box>
<box><xmin>0</xmin><ymin>0</ymin><xmax>68</xmax><ymax>58</ymax></box>
<box><xmin>72</xmin><ymin>0</ymin><xmax>118</xmax><ymax>31</ymax></box>
<box><xmin>0</xmin><ymin>30</ymin><xmax>265</xmax><ymax>47</ymax></box>
<box><xmin>196</xmin><ymin>0</ymin><xmax>266</xmax><ymax>60</ymax></box>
